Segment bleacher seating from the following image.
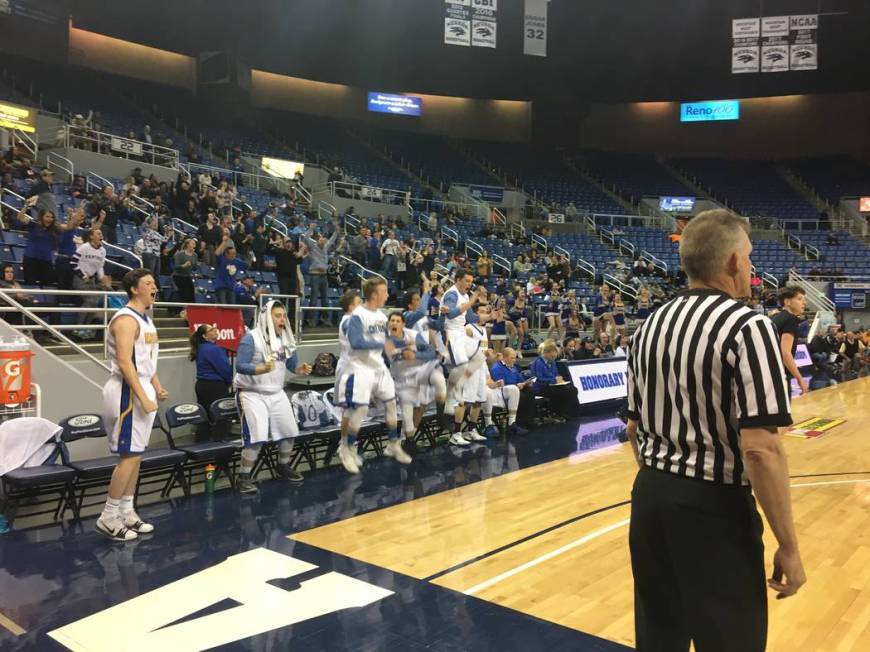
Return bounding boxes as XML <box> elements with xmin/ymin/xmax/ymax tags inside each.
<box><xmin>580</xmin><ymin>152</ymin><xmax>694</xmax><ymax>203</ymax></box>
<box><xmin>791</xmin><ymin>231</ymin><xmax>870</xmax><ymax>275</ymax></box>
<box><xmin>788</xmin><ymin>156</ymin><xmax>870</xmax><ymax>204</ymax></box>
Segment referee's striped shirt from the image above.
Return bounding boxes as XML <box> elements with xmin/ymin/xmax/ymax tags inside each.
<box><xmin>626</xmin><ymin>288</ymin><xmax>793</xmax><ymax>485</ymax></box>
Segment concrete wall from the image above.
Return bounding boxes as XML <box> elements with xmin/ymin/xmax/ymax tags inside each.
<box><xmin>38</xmin><ymin>147</ymin><xmax>179</xmax><ymax>184</ymax></box>
<box><xmin>251</xmin><ymin>70</ymin><xmax>532</xmax><ymax>142</ymax></box>
<box><xmin>578</xmin><ymin>93</ymin><xmax>870</xmax><ymax>159</ymax></box>
<box><xmin>310</xmin><ymin>189</ymin><xmax>409</xmax><ymax>221</ymax></box>
<box><xmin>68</xmin><ymin>26</ymin><xmax>196</xmax><ymax>92</ymax></box>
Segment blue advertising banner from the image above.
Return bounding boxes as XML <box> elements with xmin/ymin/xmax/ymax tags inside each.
<box><xmin>829</xmin><ymin>283</ymin><xmax>869</xmax><ymax>309</ymax></box>
<box><xmin>468</xmin><ymin>184</ymin><xmax>504</xmax><ymax>203</ymax></box>
<box><xmin>680</xmin><ymin>100</ymin><xmax>740</xmax><ymax>122</ymax></box>
<box><xmin>367</xmin><ymin>93</ymin><xmax>422</xmax><ymax>117</ymax></box>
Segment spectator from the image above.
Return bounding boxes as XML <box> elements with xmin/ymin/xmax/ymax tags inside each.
<box><xmin>301</xmin><ymin>225</ymin><xmax>340</xmax><ymax>327</ymax></box>
<box><xmin>427</xmin><ymin>211</ymin><xmax>438</xmax><ymax>232</ymax></box>
<box><xmin>613</xmin><ymin>334</ymin><xmax>629</xmax><ymax>357</ymax></box>
<box><xmin>576</xmin><ymin>337</ymin><xmax>597</xmax><ymax>360</ymax></box>
<box><xmin>271</xmin><ymin>237</ymin><xmax>307</xmax><ymax>301</ymax></box>
<box><xmin>0</xmin><ymin>263</ymin><xmax>40</xmax><ymax>333</ymax></box>
<box><xmin>91</xmin><ymin>185</ymin><xmax>120</xmax><ymax>244</ymax></box>
<box><xmin>55</xmin><ymin>206</ymin><xmax>86</xmax><ymax>290</ymax></box>
<box><xmin>839</xmin><ymin>331</ymin><xmax>865</xmax><ymax>375</ymax></box>
<box><xmin>189</xmin><ymin>324</ymin><xmax>233</xmax><ymax>441</ymax></box>
<box><xmin>172</xmin><ymin>238</ymin><xmax>198</xmax><ymax>315</ymax></box>
<box><xmin>477</xmin><ymin>251</ymin><xmax>492</xmax><ymax>277</ymax></box>
<box><xmin>26</xmin><ymin>168</ymin><xmax>57</xmax><ymax>216</ymax></box>
<box><xmin>234</xmin><ymin>274</ymin><xmax>265</xmax><ymax>307</ymax></box>
<box><xmin>139</xmin><ymin>217</ymin><xmax>165</xmax><ymax>281</ymax></box>
<box><xmin>530</xmin><ymin>340</ymin><xmax>581</xmax><ymax>419</ymax></box>
<box><xmin>348</xmin><ymin>227</ymin><xmax>367</xmax><ymax>265</ymax></box>
<box><xmin>489</xmin><ymin>347</ymin><xmax>537</xmax><ymax>428</ymax></box>
<box><xmin>197</xmin><ymin>211</ymin><xmax>222</xmax><ymax>266</ymax></box>
<box><xmin>250</xmin><ymin>223</ymin><xmax>269</xmax><ymax>270</ymax></box>
<box><xmin>214</xmin><ymin>237</ymin><xmax>246</xmax><ymax>305</ymax></box>
<box><xmin>380</xmin><ymin>230</ymin><xmax>400</xmax><ymax>279</ymax></box>
<box><xmin>16</xmin><ymin>197</ymin><xmax>66</xmax><ymax>286</ymax></box>
<box><xmin>561</xmin><ymin>337</ymin><xmax>580</xmax><ymax>360</ymax></box>
<box><xmin>72</xmin><ymin>228</ymin><xmax>113</xmax><ymax>340</ymax></box>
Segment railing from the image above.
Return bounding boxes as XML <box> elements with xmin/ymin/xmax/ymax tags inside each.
<box><xmin>7</xmin><ymin>127</ymin><xmax>37</xmax><ymax>159</ymax></box>
<box><xmin>103</xmin><ymin>241</ymin><xmax>142</xmax><ymax>269</ymax></box>
<box><xmin>491</xmin><ymin>207</ymin><xmax>507</xmax><ymax>227</ymax></box>
<box><xmin>86</xmin><ymin>171</ymin><xmax>113</xmax><ymax>194</ymax></box>
<box><xmin>465</xmin><ymin>238</ymin><xmax>485</xmax><ymax>259</ymax></box>
<box><xmin>583</xmin><ymin>214</ymin><xmax>596</xmax><ymax>233</ymax></box>
<box><xmin>317</xmin><ymin>200</ymin><xmax>337</xmax><ymax>222</ymax></box>
<box><xmin>553</xmin><ymin>244</ymin><xmax>571</xmax><ymax>262</ymax></box>
<box><xmin>602</xmin><ymin>274</ymin><xmax>639</xmax><ymax>302</ymax></box>
<box><xmin>805</xmin><ymin>243</ymin><xmax>820</xmax><ymax>260</ymax></box>
<box><xmin>171</xmin><ymin>217</ymin><xmax>198</xmax><ymax>237</ymax></box>
<box><xmin>618</xmin><ymin>239</ymin><xmax>635</xmax><ymax>257</ymax></box>
<box><xmin>410</xmin><ymin>197</ymin><xmax>489</xmax><ymax>221</ymax></box>
<box><xmin>327</xmin><ymin>181</ymin><xmax>410</xmax><ymax>207</ymax></box>
<box><xmin>62</xmin><ymin>125</ymin><xmax>179</xmax><ymax>169</ymax></box>
<box><xmin>599</xmin><ymin>228</ymin><xmax>615</xmax><ymax>246</ymax></box>
<box><xmin>531</xmin><ymin>233</ymin><xmax>547</xmax><ymax>250</ymax></box>
<box><xmin>509</xmin><ymin>221</ymin><xmax>526</xmax><ymax>241</ymax></box>
<box><xmin>574</xmin><ymin>257</ymin><xmax>596</xmax><ymax>280</ymax></box>
<box><xmin>640</xmin><ymin>250</ymin><xmax>669</xmax><ymax>275</ymax></box>
<box><xmin>344</xmin><ymin>213</ymin><xmax>361</xmax><ymax>234</ymax></box>
<box><xmin>787</xmin><ymin>270</ymin><xmax>836</xmax><ymax>312</ymax></box>
<box><xmin>46</xmin><ymin>151</ymin><xmax>74</xmax><ymax>182</ymax></box>
<box><xmin>441</xmin><ymin>226</ymin><xmax>459</xmax><ymax>248</ymax></box>
<box><xmin>786</xmin><ymin>233</ymin><xmax>802</xmax><ymax>252</ymax></box>
<box><xmin>182</xmin><ymin>160</ymin><xmax>297</xmax><ymax>196</ymax></box>
<box><xmin>338</xmin><ymin>255</ymin><xmax>387</xmax><ymax>285</ymax></box>
<box><xmin>0</xmin><ymin>186</ymin><xmax>25</xmax><ymax>228</ymax></box>
<box><xmin>762</xmin><ymin>272</ymin><xmax>779</xmax><ymax>289</ymax></box>
<box><xmin>592</xmin><ymin>213</ymin><xmax>662</xmax><ymax>228</ymax></box>
<box><xmin>492</xmin><ymin>254</ymin><xmax>512</xmax><ymax>276</ymax></box>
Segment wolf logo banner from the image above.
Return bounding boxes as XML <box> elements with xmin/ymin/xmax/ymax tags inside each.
<box><xmin>790</xmin><ymin>14</ymin><xmax>818</xmax><ymax>71</ymax></box>
<box><xmin>731</xmin><ymin>17</ymin><xmax>760</xmax><ymax>73</ymax></box>
<box><xmin>444</xmin><ymin>1</ymin><xmax>471</xmax><ymax>47</ymax></box>
<box><xmin>471</xmin><ymin>0</ymin><xmax>497</xmax><ymax>48</ymax></box>
<box><xmin>761</xmin><ymin>16</ymin><xmax>790</xmax><ymax>72</ymax></box>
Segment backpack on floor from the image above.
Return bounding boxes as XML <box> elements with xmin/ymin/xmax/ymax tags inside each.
<box><xmin>311</xmin><ymin>351</ymin><xmax>337</xmax><ymax>376</ymax></box>
<box><xmin>521</xmin><ymin>334</ymin><xmax>538</xmax><ymax>351</ymax></box>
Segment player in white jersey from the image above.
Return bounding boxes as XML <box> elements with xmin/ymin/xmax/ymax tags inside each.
<box><xmin>335</xmin><ymin>277</ymin><xmax>411</xmax><ymax>474</ymax></box>
<box><xmin>335</xmin><ymin>289</ymin><xmax>362</xmax><ymax>463</ymax></box>
<box><xmin>450</xmin><ymin>303</ymin><xmax>494</xmax><ymax>444</ymax></box>
<box><xmin>387</xmin><ymin>310</ymin><xmax>444</xmax><ymax>454</ymax></box>
<box><xmin>234</xmin><ymin>300</ymin><xmax>311</xmax><ymax>494</ymax></box>
<box><xmin>403</xmin><ymin>274</ymin><xmax>447</xmax><ymax>429</ymax></box>
<box><xmin>96</xmin><ymin>269</ymin><xmax>167</xmax><ymax>541</ymax></box>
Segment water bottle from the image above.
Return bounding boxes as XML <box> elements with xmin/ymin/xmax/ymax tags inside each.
<box><xmin>204</xmin><ymin>464</ymin><xmax>216</xmax><ymax>494</ymax></box>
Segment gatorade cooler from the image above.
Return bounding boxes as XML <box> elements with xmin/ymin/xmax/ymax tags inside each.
<box><xmin>0</xmin><ymin>339</ymin><xmax>33</xmax><ymax>405</ymax></box>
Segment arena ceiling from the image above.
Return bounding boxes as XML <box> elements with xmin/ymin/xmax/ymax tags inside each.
<box><xmin>72</xmin><ymin>0</ymin><xmax>870</xmax><ymax>104</ymax></box>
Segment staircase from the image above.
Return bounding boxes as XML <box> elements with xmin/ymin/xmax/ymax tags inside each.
<box><xmin>563</xmin><ymin>158</ymin><xmax>637</xmax><ymax>215</ymax></box>
<box><xmin>349</xmin><ymin>129</ymin><xmax>442</xmax><ymax>198</ymax></box>
<box><xmin>776</xmin><ymin>165</ymin><xmax>830</xmax><ymax>214</ymax></box>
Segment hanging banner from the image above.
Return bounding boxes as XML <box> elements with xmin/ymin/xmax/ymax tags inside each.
<box><xmin>444</xmin><ymin>0</ymin><xmax>471</xmax><ymax>47</ymax></box>
<box><xmin>524</xmin><ymin>0</ymin><xmax>548</xmax><ymax>57</ymax></box>
<box><xmin>186</xmin><ymin>306</ymin><xmax>246</xmax><ymax>352</ymax></box>
<box><xmin>731</xmin><ymin>18</ymin><xmax>760</xmax><ymax>74</ymax></box>
<box><xmin>471</xmin><ymin>0</ymin><xmax>497</xmax><ymax>48</ymax></box>
<box><xmin>789</xmin><ymin>14</ymin><xmax>818</xmax><ymax>71</ymax></box>
<box><xmin>761</xmin><ymin>16</ymin><xmax>790</xmax><ymax>73</ymax></box>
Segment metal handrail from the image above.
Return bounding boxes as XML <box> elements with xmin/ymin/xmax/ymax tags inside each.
<box><xmin>329</xmin><ymin>180</ymin><xmax>410</xmax><ymax>205</ymax></box>
<box><xmin>465</xmin><ymin>238</ymin><xmax>485</xmax><ymax>259</ymax></box>
<box><xmin>531</xmin><ymin>233</ymin><xmax>547</xmax><ymax>249</ymax></box>
<box><xmin>509</xmin><ymin>221</ymin><xmax>526</xmax><ymax>240</ymax></box>
<box><xmin>787</xmin><ymin>270</ymin><xmax>836</xmax><ymax>312</ymax></box>
<box><xmin>441</xmin><ymin>226</ymin><xmax>459</xmax><ymax>248</ymax></box>
<box><xmin>492</xmin><ymin>253</ymin><xmax>511</xmax><ymax>276</ymax></box>
<box><xmin>103</xmin><ymin>240</ymin><xmax>143</xmax><ymax>268</ymax></box>
<box><xmin>599</xmin><ymin>228</ymin><xmax>615</xmax><ymax>245</ymax></box>
<box><xmin>338</xmin><ymin>255</ymin><xmax>387</xmax><ymax>284</ymax></box>
<box><xmin>63</xmin><ymin>125</ymin><xmax>179</xmax><ymax>169</ymax></box>
<box><xmin>584</xmin><ymin>214</ymin><xmax>596</xmax><ymax>232</ymax></box>
<box><xmin>491</xmin><ymin>207</ymin><xmax>507</xmax><ymax>227</ymax></box>
<box><xmin>86</xmin><ymin>171</ymin><xmax>113</xmax><ymax>193</ymax></box>
<box><xmin>575</xmin><ymin>257</ymin><xmax>596</xmax><ymax>280</ymax></box>
<box><xmin>172</xmin><ymin>217</ymin><xmax>198</xmax><ymax>235</ymax></box>
<box><xmin>602</xmin><ymin>273</ymin><xmax>639</xmax><ymax>302</ymax></box>
<box><xmin>9</xmin><ymin>127</ymin><xmax>37</xmax><ymax>158</ymax></box>
<box><xmin>618</xmin><ymin>239</ymin><xmax>635</xmax><ymax>257</ymax></box>
<box><xmin>46</xmin><ymin>151</ymin><xmax>74</xmax><ymax>181</ymax></box>
<box><xmin>805</xmin><ymin>243</ymin><xmax>820</xmax><ymax>260</ymax></box>
<box><xmin>344</xmin><ymin>213</ymin><xmax>361</xmax><ymax>234</ymax></box>
<box><xmin>553</xmin><ymin>244</ymin><xmax>571</xmax><ymax>261</ymax></box>
<box><xmin>786</xmin><ymin>233</ymin><xmax>802</xmax><ymax>251</ymax></box>
<box><xmin>640</xmin><ymin>250</ymin><xmax>669</xmax><ymax>275</ymax></box>
<box><xmin>317</xmin><ymin>200</ymin><xmax>337</xmax><ymax>221</ymax></box>
<box><xmin>762</xmin><ymin>272</ymin><xmax>779</xmax><ymax>289</ymax></box>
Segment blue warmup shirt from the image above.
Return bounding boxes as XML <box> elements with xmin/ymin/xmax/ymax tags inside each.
<box><xmin>24</xmin><ymin>222</ymin><xmax>57</xmax><ymax>261</ymax></box>
<box><xmin>234</xmin><ymin>332</ymin><xmax>298</xmax><ymax>375</ymax></box>
<box><xmin>196</xmin><ymin>341</ymin><xmax>233</xmax><ymax>383</ymax></box>
<box><xmin>215</xmin><ymin>255</ymin><xmax>247</xmax><ymax>290</ymax></box>
<box><xmin>490</xmin><ymin>361</ymin><xmax>525</xmax><ymax>386</ymax></box>
<box><xmin>530</xmin><ymin>357</ymin><xmax>560</xmax><ymax>389</ymax></box>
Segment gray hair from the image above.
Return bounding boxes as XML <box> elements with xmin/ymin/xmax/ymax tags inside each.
<box><xmin>679</xmin><ymin>209</ymin><xmax>750</xmax><ymax>282</ymax></box>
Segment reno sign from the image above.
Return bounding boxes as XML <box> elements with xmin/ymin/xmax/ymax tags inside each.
<box><xmin>680</xmin><ymin>100</ymin><xmax>740</xmax><ymax>122</ymax></box>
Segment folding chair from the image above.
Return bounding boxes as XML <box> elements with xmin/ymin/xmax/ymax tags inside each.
<box><xmin>209</xmin><ymin>397</ymin><xmax>277</xmax><ymax>480</ymax></box>
<box><xmin>1</xmin><ymin>421</ymin><xmax>78</xmax><ymax>524</ymax></box>
<box><xmin>162</xmin><ymin>403</ymin><xmax>238</xmax><ymax>490</ymax></box>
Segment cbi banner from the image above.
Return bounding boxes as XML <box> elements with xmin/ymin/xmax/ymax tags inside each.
<box><xmin>523</xmin><ymin>0</ymin><xmax>548</xmax><ymax>57</ymax></box>
<box><xmin>789</xmin><ymin>14</ymin><xmax>818</xmax><ymax>71</ymax></box>
<box><xmin>761</xmin><ymin>16</ymin><xmax>790</xmax><ymax>72</ymax></box>
<box><xmin>731</xmin><ymin>18</ymin><xmax>760</xmax><ymax>73</ymax></box>
<box><xmin>471</xmin><ymin>0</ymin><xmax>497</xmax><ymax>48</ymax></box>
<box><xmin>444</xmin><ymin>0</ymin><xmax>471</xmax><ymax>47</ymax></box>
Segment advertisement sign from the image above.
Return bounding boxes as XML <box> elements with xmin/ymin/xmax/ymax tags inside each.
<box><xmin>110</xmin><ymin>136</ymin><xmax>143</xmax><ymax>157</ymax></box>
<box><xmin>761</xmin><ymin>16</ymin><xmax>790</xmax><ymax>73</ymax></box>
<box><xmin>468</xmin><ymin>184</ymin><xmax>504</xmax><ymax>203</ymax></box>
<box><xmin>523</xmin><ymin>0</ymin><xmax>548</xmax><ymax>57</ymax></box>
<box><xmin>186</xmin><ymin>306</ymin><xmax>246</xmax><ymax>352</ymax></box>
<box><xmin>444</xmin><ymin>0</ymin><xmax>471</xmax><ymax>46</ymax></box>
<box><xmin>565</xmin><ymin>358</ymin><xmax>629</xmax><ymax>405</ymax></box>
<box><xmin>789</xmin><ymin>14</ymin><xmax>818</xmax><ymax>71</ymax></box>
<box><xmin>680</xmin><ymin>100</ymin><xmax>740</xmax><ymax>122</ymax></box>
<box><xmin>659</xmin><ymin>196</ymin><xmax>696</xmax><ymax>212</ymax></box>
<box><xmin>858</xmin><ymin>197</ymin><xmax>870</xmax><ymax>212</ymax></box>
<box><xmin>367</xmin><ymin>93</ymin><xmax>422</xmax><ymax>117</ymax></box>
<box><xmin>731</xmin><ymin>17</ymin><xmax>760</xmax><ymax>74</ymax></box>
<box><xmin>261</xmin><ymin>157</ymin><xmax>305</xmax><ymax>180</ymax></box>
<box><xmin>0</xmin><ymin>100</ymin><xmax>36</xmax><ymax>133</ymax></box>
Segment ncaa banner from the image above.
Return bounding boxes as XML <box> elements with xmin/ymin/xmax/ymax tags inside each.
<box><xmin>731</xmin><ymin>18</ymin><xmax>760</xmax><ymax>73</ymax></box>
<box><xmin>524</xmin><ymin>0</ymin><xmax>548</xmax><ymax>57</ymax></box>
<box><xmin>760</xmin><ymin>15</ymin><xmax>790</xmax><ymax>72</ymax></box>
<box><xmin>445</xmin><ymin>0</ymin><xmax>471</xmax><ymax>47</ymax></box>
<box><xmin>790</xmin><ymin>14</ymin><xmax>818</xmax><ymax>71</ymax></box>
<box><xmin>471</xmin><ymin>0</ymin><xmax>497</xmax><ymax>48</ymax></box>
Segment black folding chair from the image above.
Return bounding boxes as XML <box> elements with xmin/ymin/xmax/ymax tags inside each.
<box><xmin>209</xmin><ymin>397</ymin><xmax>277</xmax><ymax>480</ymax></box>
<box><xmin>1</xmin><ymin>423</ymin><xmax>78</xmax><ymax>524</ymax></box>
<box><xmin>162</xmin><ymin>403</ymin><xmax>238</xmax><ymax>490</ymax></box>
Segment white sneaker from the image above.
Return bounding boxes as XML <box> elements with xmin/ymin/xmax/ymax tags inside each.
<box><xmin>449</xmin><ymin>432</ymin><xmax>471</xmax><ymax>446</ymax></box>
<box><xmin>95</xmin><ymin>514</ymin><xmax>138</xmax><ymax>541</ymax></box>
<box><xmin>384</xmin><ymin>439</ymin><xmax>412</xmax><ymax>464</ymax></box>
<box><xmin>338</xmin><ymin>443</ymin><xmax>360</xmax><ymax>474</ymax></box>
<box><xmin>355</xmin><ymin>450</ymin><xmax>364</xmax><ymax>467</ymax></box>
<box><xmin>462</xmin><ymin>428</ymin><xmax>487</xmax><ymax>442</ymax></box>
<box><xmin>121</xmin><ymin>510</ymin><xmax>154</xmax><ymax>534</ymax></box>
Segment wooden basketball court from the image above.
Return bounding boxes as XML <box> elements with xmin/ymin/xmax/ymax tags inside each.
<box><xmin>292</xmin><ymin>377</ymin><xmax>870</xmax><ymax>651</ymax></box>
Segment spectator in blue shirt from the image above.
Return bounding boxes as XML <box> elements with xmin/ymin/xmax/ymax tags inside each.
<box><xmin>189</xmin><ymin>324</ymin><xmax>233</xmax><ymax>440</ymax></box>
<box><xmin>16</xmin><ymin>196</ymin><xmax>70</xmax><ymax>286</ymax></box>
<box><xmin>529</xmin><ymin>339</ymin><xmax>580</xmax><ymax>420</ymax></box>
<box><xmin>490</xmin><ymin>347</ymin><xmax>537</xmax><ymax>428</ymax></box>
<box><xmin>214</xmin><ymin>235</ymin><xmax>246</xmax><ymax>305</ymax></box>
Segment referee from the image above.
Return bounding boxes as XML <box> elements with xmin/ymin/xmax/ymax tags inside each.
<box><xmin>625</xmin><ymin>210</ymin><xmax>806</xmax><ymax>652</ymax></box>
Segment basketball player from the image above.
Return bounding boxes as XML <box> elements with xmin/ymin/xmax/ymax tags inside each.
<box><xmin>336</xmin><ymin>277</ymin><xmax>411</xmax><ymax>474</ymax></box>
<box><xmin>234</xmin><ymin>300</ymin><xmax>311</xmax><ymax>494</ymax></box>
<box><xmin>403</xmin><ymin>275</ymin><xmax>448</xmax><ymax>429</ymax></box>
<box><xmin>335</xmin><ymin>290</ymin><xmax>362</xmax><ymax>460</ymax></box>
<box><xmin>96</xmin><ymin>269</ymin><xmax>166</xmax><ymax>541</ymax></box>
<box><xmin>387</xmin><ymin>311</ymin><xmax>443</xmax><ymax>451</ymax></box>
<box><xmin>453</xmin><ymin>303</ymin><xmax>494</xmax><ymax>444</ymax></box>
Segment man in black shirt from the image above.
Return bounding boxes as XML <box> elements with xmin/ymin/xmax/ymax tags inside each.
<box><xmin>770</xmin><ymin>286</ymin><xmax>809</xmax><ymax>395</ymax></box>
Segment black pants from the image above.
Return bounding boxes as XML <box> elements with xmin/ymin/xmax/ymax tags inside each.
<box><xmin>277</xmin><ymin>275</ymin><xmax>298</xmax><ymax>323</ymax></box>
<box><xmin>516</xmin><ymin>386</ymin><xmax>537</xmax><ymax>427</ymax></box>
<box><xmin>23</xmin><ymin>256</ymin><xmax>55</xmax><ymax>286</ymax></box>
<box><xmin>173</xmin><ymin>274</ymin><xmax>194</xmax><ymax>314</ymax></box>
<box><xmin>535</xmin><ymin>384</ymin><xmax>581</xmax><ymax>418</ymax></box>
<box><xmin>630</xmin><ymin>466</ymin><xmax>767</xmax><ymax>652</ymax></box>
<box><xmin>194</xmin><ymin>379</ymin><xmax>232</xmax><ymax>441</ymax></box>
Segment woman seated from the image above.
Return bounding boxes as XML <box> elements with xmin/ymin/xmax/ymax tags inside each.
<box><xmin>530</xmin><ymin>340</ymin><xmax>581</xmax><ymax>420</ymax></box>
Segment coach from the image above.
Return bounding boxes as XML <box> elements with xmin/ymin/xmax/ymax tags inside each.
<box><xmin>625</xmin><ymin>210</ymin><xmax>805</xmax><ymax>652</ymax></box>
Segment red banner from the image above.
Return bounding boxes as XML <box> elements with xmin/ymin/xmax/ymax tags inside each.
<box><xmin>186</xmin><ymin>306</ymin><xmax>246</xmax><ymax>352</ymax></box>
